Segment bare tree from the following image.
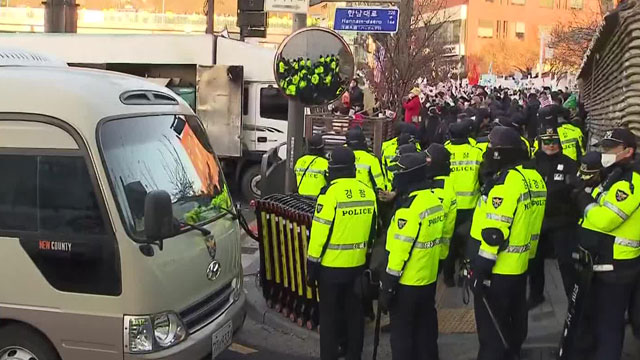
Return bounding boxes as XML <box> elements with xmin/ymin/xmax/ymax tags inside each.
<box><xmin>546</xmin><ymin>7</ymin><xmax>604</xmax><ymax>73</ymax></box>
<box><xmin>473</xmin><ymin>39</ymin><xmax>540</xmax><ymax>76</ymax></box>
<box><xmin>363</xmin><ymin>0</ymin><xmax>450</xmax><ymax>113</ymax></box>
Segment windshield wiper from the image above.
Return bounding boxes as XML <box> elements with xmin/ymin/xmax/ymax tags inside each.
<box><xmin>179</xmin><ymin>220</ymin><xmax>211</xmax><ymax>236</ymax></box>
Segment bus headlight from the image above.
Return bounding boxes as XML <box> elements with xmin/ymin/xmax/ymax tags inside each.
<box><xmin>124</xmin><ymin>312</ymin><xmax>187</xmax><ymax>353</ymax></box>
<box><xmin>153</xmin><ymin>312</ymin><xmax>186</xmax><ymax>347</ymax></box>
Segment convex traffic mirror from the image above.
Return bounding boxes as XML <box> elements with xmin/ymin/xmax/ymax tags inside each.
<box><xmin>274</xmin><ymin>27</ymin><xmax>354</xmax><ymax>106</ymax></box>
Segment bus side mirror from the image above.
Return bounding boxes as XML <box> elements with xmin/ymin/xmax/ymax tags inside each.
<box><xmin>144</xmin><ymin>190</ymin><xmax>175</xmax><ymax>242</ymax></box>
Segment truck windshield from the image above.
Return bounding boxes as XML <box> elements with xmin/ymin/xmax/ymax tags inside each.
<box><xmin>100</xmin><ymin>114</ymin><xmax>231</xmax><ymax>239</ymax></box>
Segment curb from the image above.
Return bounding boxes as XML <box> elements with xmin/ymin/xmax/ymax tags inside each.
<box><xmin>243</xmin><ymin>269</ymin><xmax>319</xmax><ymax>341</ymax></box>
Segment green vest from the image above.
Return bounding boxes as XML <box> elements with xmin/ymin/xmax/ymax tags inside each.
<box><xmin>308</xmin><ymin>178</ymin><xmax>377</xmax><ymax>268</ymax></box>
<box><xmin>432</xmin><ymin>175</ymin><xmax>458</xmax><ymax>260</ymax></box>
<box><xmin>474</xmin><ymin>165</ymin><xmax>547</xmax><ymax>275</ymax></box>
<box><xmin>582</xmin><ymin>170</ymin><xmax>640</xmax><ymax>260</ymax></box>
<box><xmin>445</xmin><ymin>139</ymin><xmax>484</xmax><ymax>210</ymax></box>
<box><xmin>386</xmin><ymin>188</ymin><xmax>445</xmax><ymax>286</ymax></box>
<box><xmin>294</xmin><ymin>155</ymin><xmax>329</xmax><ymax>196</ymax></box>
<box><xmin>353</xmin><ymin>149</ymin><xmax>385</xmax><ymax>190</ymax></box>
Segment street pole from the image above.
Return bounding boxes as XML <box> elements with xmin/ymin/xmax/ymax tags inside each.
<box><xmin>538</xmin><ymin>33</ymin><xmax>544</xmax><ymax>78</ymax></box>
<box><xmin>284</xmin><ymin>13</ymin><xmax>307</xmax><ymax>193</ymax></box>
<box><xmin>43</xmin><ymin>0</ymin><xmax>77</xmax><ymax>33</ymax></box>
<box><xmin>206</xmin><ymin>0</ymin><xmax>215</xmax><ymax>34</ymax></box>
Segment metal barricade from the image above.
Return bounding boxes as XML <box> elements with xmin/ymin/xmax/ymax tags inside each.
<box><xmin>255</xmin><ymin>194</ymin><xmax>319</xmax><ymax>329</ymax></box>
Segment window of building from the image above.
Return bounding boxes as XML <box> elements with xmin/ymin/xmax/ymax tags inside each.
<box><xmin>0</xmin><ymin>154</ymin><xmax>105</xmax><ymax>234</ymax></box>
<box><xmin>503</xmin><ymin>21</ymin><xmax>509</xmax><ymax>38</ymax></box>
<box><xmin>478</xmin><ymin>19</ymin><xmax>494</xmax><ymax>38</ymax></box>
<box><xmin>516</xmin><ymin>22</ymin><xmax>526</xmax><ymax>40</ymax></box>
<box><xmin>540</xmin><ymin>0</ymin><xmax>553</xmax><ymax>7</ymax></box>
<box><xmin>512</xmin><ymin>0</ymin><xmax>526</xmax><ymax>5</ymax></box>
<box><xmin>260</xmin><ymin>87</ymin><xmax>289</xmax><ymax>121</ymax></box>
<box><xmin>570</xmin><ymin>0</ymin><xmax>583</xmax><ymax>9</ymax></box>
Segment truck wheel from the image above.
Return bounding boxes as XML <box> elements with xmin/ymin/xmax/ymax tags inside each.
<box><xmin>241</xmin><ymin>164</ymin><xmax>262</xmax><ymax>201</ymax></box>
<box><xmin>0</xmin><ymin>324</ymin><xmax>60</xmax><ymax>360</ymax></box>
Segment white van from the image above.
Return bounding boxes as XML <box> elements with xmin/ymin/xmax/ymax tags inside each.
<box><xmin>0</xmin><ymin>49</ymin><xmax>245</xmax><ymax>359</ymax></box>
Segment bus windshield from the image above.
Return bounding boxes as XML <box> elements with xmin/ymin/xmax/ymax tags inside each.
<box><xmin>99</xmin><ymin>114</ymin><xmax>231</xmax><ymax>239</ymax></box>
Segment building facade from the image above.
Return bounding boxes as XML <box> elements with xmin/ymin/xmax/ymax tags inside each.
<box><xmin>441</xmin><ymin>0</ymin><xmax>602</xmax><ymax>74</ymax></box>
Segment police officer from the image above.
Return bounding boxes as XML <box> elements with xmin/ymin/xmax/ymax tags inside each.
<box><xmin>527</xmin><ymin>125</ymin><xmax>579</xmax><ymax>309</ymax></box>
<box><xmin>294</xmin><ymin>134</ymin><xmax>329</xmax><ymax>196</ymax></box>
<box><xmin>572</xmin><ymin>128</ymin><xmax>640</xmax><ymax>360</ymax></box>
<box><xmin>426</xmin><ymin>143</ymin><xmax>457</xmax><ymax>268</ymax></box>
<box><xmin>538</xmin><ymin>106</ymin><xmax>584</xmax><ymax>162</ymax></box>
<box><xmin>379</xmin><ymin>152</ymin><xmax>445</xmax><ymax>360</ymax></box>
<box><xmin>443</xmin><ymin>119</ymin><xmax>484</xmax><ymax>286</ymax></box>
<box><xmin>382</xmin><ymin>124</ymin><xmax>419</xmax><ymax>190</ymax></box>
<box><xmin>346</xmin><ymin>127</ymin><xmax>385</xmax><ymax>191</ymax></box>
<box><xmin>579</xmin><ymin>151</ymin><xmax>604</xmax><ymax>194</ymax></box>
<box><xmin>306</xmin><ymin>146</ymin><xmax>377</xmax><ymax>360</ymax></box>
<box><xmin>470</xmin><ymin>127</ymin><xmax>547</xmax><ymax>360</ymax></box>
<box><xmin>497</xmin><ymin>115</ymin><xmax>533</xmax><ymax>157</ymax></box>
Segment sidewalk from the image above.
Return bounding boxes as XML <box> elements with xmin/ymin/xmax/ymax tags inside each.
<box><xmin>240</xmin><ymin>233</ymin><xmax>640</xmax><ymax>359</ymax></box>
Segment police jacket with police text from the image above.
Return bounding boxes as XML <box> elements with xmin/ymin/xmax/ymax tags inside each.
<box><xmin>307</xmin><ymin>178</ymin><xmax>377</xmax><ymax>271</ymax></box>
<box><xmin>532</xmin><ymin>150</ymin><xmax>579</xmax><ymax>230</ymax></box>
<box><xmin>445</xmin><ymin>138</ymin><xmax>484</xmax><ymax>210</ymax></box>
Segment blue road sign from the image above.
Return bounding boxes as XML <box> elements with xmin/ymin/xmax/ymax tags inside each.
<box><xmin>334</xmin><ymin>7</ymin><xmax>399</xmax><ymax>34</ymax></box>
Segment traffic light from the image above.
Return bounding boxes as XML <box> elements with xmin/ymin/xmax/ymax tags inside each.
<box><xmin>238</xmin><ymin>0</ymin><xmax>267</xmax><ymax>38</ymax></box>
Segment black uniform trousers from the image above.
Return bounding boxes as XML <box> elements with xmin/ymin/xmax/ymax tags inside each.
<box><xmin>318</xmin><ymin>270</ymin><xmax>364</xmax><ymax>360</ymax></box>
<box><xmin>390</xmin><ymin>282</ymin><xmax>438</xmax><ymax>360</ymax></box>
<box><xmin>528</xmin><ymin>226</ymin><xmax>578</xmax><ymax>300</ymax></box>
<box><xmin>475</xmin><ymin>274</ymin><xmax>528</xmax><ymax>360</ymax></box>
<box><xmin>592</xmin><ymin>272</ymin><xmax>640</xmax><ymax>360</ymax></box>
<box><xmin>443</xmin><ymin>209</ymin><xmax>474</xmax><ymax>281</ymax></box>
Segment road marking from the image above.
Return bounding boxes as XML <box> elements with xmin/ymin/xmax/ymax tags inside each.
<box><xmin>229</xmin><ymin>343</ymin><xmax>258</xmax><ymax>354</ymax></box>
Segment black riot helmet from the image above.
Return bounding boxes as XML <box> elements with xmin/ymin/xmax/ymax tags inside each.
<box><xmin>397</xmin><ymin>133</ymin><xmax>417</xmax><ymax>147</ymax></box>
<box><xmin>486</xmin><ymin>126</ymin><xmax>529</xmax><ymax>171</ymax></box>
<box><xmin>425</xmin><ymin>143</ymin><xmax>451</xmax><ymax>178</ymax></box>
<box><xmin>307</xmin><ymin>134</ymin><xmax>325</xmax><ymax>156</ymax></box>
<box><xmin>538</xmin><ymin>106</ymin><xmax>559</xmax><ymax>127</ymax></box>
<box><xmin>391</xmin><ymin>152</ymin><xmax>428</xmax><ymax>194</ymax></box>
<box><xmin>449</xmin><ymin>118</ymin><xmax>474</xmax><ymax>139</ymax></box>
<box><xmin>346</xmin><ymin>127</ymin><xmax>368</xmax><ymax>150</ymax></box>
<box><xmin>390</xmin><ymin>143</ymin><xmax>420</xmax><ymax>166</ymax></box>
<box><xmin>328</xmin><ymin>146</ymin><xmax>356</xmax><ymax>181</ymax></box>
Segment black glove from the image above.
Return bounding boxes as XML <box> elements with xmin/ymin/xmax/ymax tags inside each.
<box><xmin>470</xmin><ymin>255</ymin><xmax>495</xmax><ymax>297</ymax></box>
<box><xmin>306</xmin><ymin>260</ymin><xmax>320</xmax><ymax>286</ymax></box>
<box><xmin>378</xmin><ymin>273</ymin><xmax>400</xmax><ymax>314</ymax></box>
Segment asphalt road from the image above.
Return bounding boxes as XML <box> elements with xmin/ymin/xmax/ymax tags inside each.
<box><xmin>217</xmin><ymin>317</ymin><xmax>318</xmax><ymax>360</ymax></box>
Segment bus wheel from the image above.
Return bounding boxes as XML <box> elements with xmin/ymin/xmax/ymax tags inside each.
<box><xmin>0</xmin><ymin>324</ymin><xmax>60</xmax><ymax>360</ymax></box>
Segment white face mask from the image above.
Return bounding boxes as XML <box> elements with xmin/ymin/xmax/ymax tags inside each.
<box><xmin>601</xmin><ymin>153</ymin><xmax>618</xmax><ymax>168</ymax></box>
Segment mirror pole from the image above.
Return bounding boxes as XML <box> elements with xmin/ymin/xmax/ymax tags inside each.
<box><xmin>284</xmin><ymin>13</ymin><xmax>308</xmax><ymax>194</ymax></box>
